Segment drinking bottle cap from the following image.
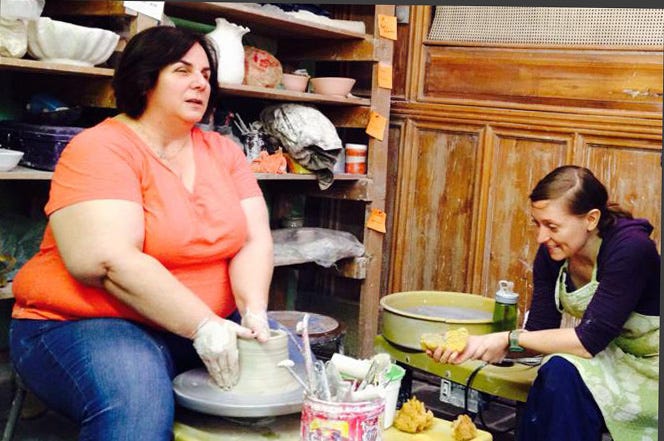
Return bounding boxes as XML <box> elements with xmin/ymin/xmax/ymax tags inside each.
<box><xmin>495</xmin><ymin>280</ymin><xmax>518</xmax><ymax>305</ymax></box>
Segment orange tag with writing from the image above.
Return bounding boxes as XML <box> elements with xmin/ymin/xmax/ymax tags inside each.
<box><xmin>365</xmin><ymin>111</ymin><xmax>387</xmax><ymax>141</ymax></box>
<box><xmin>367</xmin><ymin>208</ymin><xmax>387</xmax><ymax>233</ymax></box>
<box><xmin>378</xmin><ymin>15</ymin><xmax>397</xmax><ymax>40</ymax></box>
<box><xmin>377</xmin><ymin>64</ymin><xmax>393</xmax><ymax>89</ymax></box>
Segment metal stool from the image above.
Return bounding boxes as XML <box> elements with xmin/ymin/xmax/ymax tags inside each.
<box><xmin>2</xmin><ymin>370</ymin><xmax>26</xmax><ymax>441</ymax></box>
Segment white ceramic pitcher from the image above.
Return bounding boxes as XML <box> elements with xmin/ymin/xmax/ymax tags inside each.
<box><xmin>206</xmin><ymin>18</ymin><xmax>249</xmax><ymax>85</ymax></box>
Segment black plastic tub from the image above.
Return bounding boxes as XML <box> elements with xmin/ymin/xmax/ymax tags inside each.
<box><xmin>0</xmin><ymin>121</ymin><xmax>84</xmax><ymax>171</ymax></box>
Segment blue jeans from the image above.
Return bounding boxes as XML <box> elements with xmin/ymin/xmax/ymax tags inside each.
<box><xmin>518</xmin><ymin>356</ymin><xmax>606</xmax><ymax>441</ymax></box>
<box><xmin>9</xmin><ymin>313</ymin><xmax>304</xmax><ymax>441</ymax></box>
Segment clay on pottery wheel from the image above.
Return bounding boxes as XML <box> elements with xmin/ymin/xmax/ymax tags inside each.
<box><xmin>231</xmin><ymin>329</ymin><xmax>299</xmax><ymax>394</ymax></box>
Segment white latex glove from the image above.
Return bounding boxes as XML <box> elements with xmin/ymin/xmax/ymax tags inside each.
<box><xmin>241</xmin><ymin>308</ymin><xmax>271</xmax><ymax>342</ymax></box>
<box><xmin>193</xmin><ymin>318</ymin><xmax>253</xmax><ymax>389</ymax></box>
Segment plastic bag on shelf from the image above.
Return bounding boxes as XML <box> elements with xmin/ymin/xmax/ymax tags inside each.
<box><xmin>272</xmin><ymin>227</ymin><xmax>365</xmax><ymax>268</ymax></box>
<box><xmin>260</xmin><ymin>104</ymin><xmax>341</xmax><ymax>190</ymax></box>
<box><xmin>0</xmin><ymin>0</ymin><xmax>45</xmax><ymax>20</ymax></box>
<box><xmin>0</xmin><ymin>17</ymin><xmax>27</xmax><ymax>58</ymax></box>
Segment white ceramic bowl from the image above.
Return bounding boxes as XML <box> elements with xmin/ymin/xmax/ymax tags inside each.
<box><xmin>310</xmin><ymin>77</ymin><xmax>356</xmax><ymax>97</ymax></box>
<box><xmin>27</xmin><ymin>17</ymin><xmax>120</xmax><ymax>66</ymax></box>
<box><xmin>0</xmin><ymin>149</ymin><xmax>24</xmax><ymax>172</ymax></box>
<box><xmin>281</xmin><ymin>73</ymin><xmax>309</xmax><ymax>92</ymax></box>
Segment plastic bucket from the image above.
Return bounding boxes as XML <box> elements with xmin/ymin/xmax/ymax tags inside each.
<box><xmin>300</xmin><ymin>395</ymin><xmax>384</xmax><ymax>441</ymax></box>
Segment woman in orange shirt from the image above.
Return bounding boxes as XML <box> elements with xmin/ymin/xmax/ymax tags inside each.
<box><xmin>10</xmin><ymin>26</ymin><xmax>273</xmax><ymax>440</ymax></box>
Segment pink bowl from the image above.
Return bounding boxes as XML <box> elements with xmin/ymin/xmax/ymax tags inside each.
<box><xmin>282</xmin><ymin>73</ymin><xmax>309</xmax><ymax>92</ymax></box>
<box><xmin>310</xmin><ymin>77</ymin><xmax>356</xmax><ymax>97</ymax></box>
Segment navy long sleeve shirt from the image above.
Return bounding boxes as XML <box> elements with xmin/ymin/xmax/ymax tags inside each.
<box><xmin>525</xmin><ymin>218</ymin><xmax>660</xmax><ymax>356</ymax></box>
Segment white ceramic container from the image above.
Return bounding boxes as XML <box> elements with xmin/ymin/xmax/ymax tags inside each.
<box><xmin>27</xmin><ymin>17</ymin><xmax>119</xmax><ymax>66</ymax></box>
<box><xmin>207</xmin><ymin>18</ymin><xmax>249</xmax><ymax>85</ymax></box>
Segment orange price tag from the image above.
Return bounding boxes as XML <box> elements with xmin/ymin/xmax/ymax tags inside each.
<box><xmin>367</xmin><ymin>208</ymin><xmax>387</xmax><ymax>233</ymax></box>
<box><xmin>378</xmin><ymin>15</ymin><xmax>397</xmax><ymax>41</ymax></box>
<box><xmin>365</xmin><ymin>111</ymin><xmax>387</xmax><ymax>141</ymax></box>
<box><xmin>377</xmin><ymin>64</ymin><xmax>393</xmax><ymax>90</ymax></box>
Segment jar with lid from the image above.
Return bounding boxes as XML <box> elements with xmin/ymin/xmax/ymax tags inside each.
<box><xmin>344</xmin><ymin>143</ymin><xmax>367</xmax><ymax>174</ymax></box>
<box><xmin>492</xmin><ymin>280</ymin><xmax>518</xmax><ymax>331</ymax></box>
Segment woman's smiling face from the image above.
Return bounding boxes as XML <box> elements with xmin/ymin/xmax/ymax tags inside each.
<box><xmin>530</xmin><ymin>197</ymin><xmax>598</xmax><ymax>261</ymax></box>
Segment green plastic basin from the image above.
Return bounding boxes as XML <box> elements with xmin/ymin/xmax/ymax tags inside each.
<box><xmin>380</xmin><ymin>291</ymin><xmax>496</xmax><ymax>350</ymax></box>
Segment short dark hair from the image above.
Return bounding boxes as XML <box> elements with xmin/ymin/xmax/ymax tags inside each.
<box><xmin>529</xmin><ymin>165</ymin><xmax>632</xmax><ymax>236</ymax></box>
<box><xmin>112</xmin><ymin>26</ymin><xmax>218</xmax><ymax>120</ymax></box>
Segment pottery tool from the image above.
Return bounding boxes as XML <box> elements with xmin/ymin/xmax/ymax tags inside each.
<box><xmin>277</xmin><ymin>359</ymin><xmax>310</xmax><ymax>393</ymax></box>
<box><xmin>330</xmin><ymin>353</ymin><xmax>371</xmax><ymax>379</ymax></box>
<box><xmin>314</xmin><ymin>360</ymin><xmax>331</xmax><ymax>401</ymax></box>
<box><xmin>358</xmin><ymin>353</ymin><xmax>391</xmax><ymax>391</ymax></box>
<box><xmin>296</xmin><ymin>314</ymin><xmax>316</xmax><ymax>393</ymax></box>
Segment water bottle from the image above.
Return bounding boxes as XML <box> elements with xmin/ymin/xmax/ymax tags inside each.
<box><xmin>492</xmin><ymin>280</ymin><xmax>518</xmax><ymax>331</ymax></box>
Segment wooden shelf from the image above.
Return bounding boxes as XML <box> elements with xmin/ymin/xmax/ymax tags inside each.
<box><xmin>0</xmin><ymin>56</ymin><xmax>114</xmax><ymax>77</ymax></box>
<box><xmin>165</xmin><ymin>2</ymin><xmax>368</xmax><ymax>40</ymax></box>
<box><xmin>0</xmin><ymin>166</ymin><xmax>53</xmax><ymax>180</ymax></box>
<box><xmin>256</xmin><ymin>173</ymin><xmax>364</xmax><ymax>181</ymax></box>
<box><xmin>220</xmin><ymin>84</ymin><xmax>370</xmax><ymax>106</ymax></box>
<box><xmin>0</xmin><ymin>167</ymin><xmax>365</xmax><ymax>183</ymax></box>
<box><xmin>0</xmin><ymin>58</ymin><xmax>369</xmax><ymax>107</ymax></box>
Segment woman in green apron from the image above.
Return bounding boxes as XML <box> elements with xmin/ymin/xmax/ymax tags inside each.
<box><xmin>428</xmin><ymin>165</ymin><xmax>659</xmax><ymax>441</ymax></box>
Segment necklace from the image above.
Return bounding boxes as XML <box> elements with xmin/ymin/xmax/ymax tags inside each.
<box><xmin>155</xmin><ymin>139</ymin><xmax>189</xmax><ymax>161</ymax></box>
<box><xmin>131</xmin><ymin>120</ymin><xmax>190</xmax><ymax>162</ymax></box>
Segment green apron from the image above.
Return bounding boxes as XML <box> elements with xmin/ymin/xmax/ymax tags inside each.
<box><xmin>548</xmin><ymin>258</ymin><xmax>659</xmax><ymax>441</ymax></box>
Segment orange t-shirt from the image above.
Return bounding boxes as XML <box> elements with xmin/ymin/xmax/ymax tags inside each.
<box><xmin>12</xmin><ymin>118</ymin><xmax>262</xmax><ymax>324</ymax></box>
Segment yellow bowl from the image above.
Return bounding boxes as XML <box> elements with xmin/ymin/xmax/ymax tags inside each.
<box><xmin>380</xmin><ymin>291</ymin><xmax>496</xmax><ymax>350</ymax></box>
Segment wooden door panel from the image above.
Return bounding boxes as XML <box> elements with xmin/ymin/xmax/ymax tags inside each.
<box><xmin>583</xmin><ymin>137</ymin><xmax>662</xmax><ymax>248</ymax></box>
<box><xmin>421</xmin><ymin>46</ymin><xmax>663</xmax><ymax>112</ymax></box>
<box><xmin>481</xmin><ymin>131</ymin><xmax>572</xmax><ymax>312</ymax></box>
<box><xmin>391</xmin><ymin>122</ymin><xmax>482</xmax><ymax>293</ymax></box>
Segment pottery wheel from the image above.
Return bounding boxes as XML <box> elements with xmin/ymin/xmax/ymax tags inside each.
<box><xmin>173</xmin><ymin>363</ymin><xmax>306</xmax><ymax>418</ymax></box>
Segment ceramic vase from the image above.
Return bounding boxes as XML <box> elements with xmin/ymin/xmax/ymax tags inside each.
<box><xmin>206</xmin><ymin>18</ymin><xmax>249</xmax><ymax>85</ymax></box>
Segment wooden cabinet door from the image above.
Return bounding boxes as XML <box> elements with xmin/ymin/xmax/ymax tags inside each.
<box><xmin>389</xmin><ymin>119</ymin><xmax>483</xmax><ymax>294</ymax></box>
<box><xmin>581</xmin><ymin>136</ymin><xmax>662</xmax><ymax>247</ymax></box>
<box><xmin>476</xmin><ymin>129</ymin><xmax>573</xmax><ymax>314</ymax></box>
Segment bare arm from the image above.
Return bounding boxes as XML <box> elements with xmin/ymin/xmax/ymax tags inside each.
<box><xmin>228</xmin><ymin>196</ymin><xmax>273</xmax><ymax>315</ymax></box>
<box><xmin>516</xmin><ymin>328</ymin><xmax>591</xmax><ymax>358</ymax></box>
<box><xmin>49</xmin><ymin>199</ymin><xmax>214</xmax><ymax>339</ymax></box>
<box><xmin>430</xmin><ymin>327</ymin><xmax>591</xmax><ymax>365</ymax></box>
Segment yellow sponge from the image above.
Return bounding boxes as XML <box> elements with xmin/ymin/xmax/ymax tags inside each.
<box><xmin>393</xmin><ymin>396</ymin><xmax>434</xmax><ymax>433</ymax></box>
<box><xmin>451</xmin><ymin>414</ymin><xmax>477</xmax><ymax>441</ymax></box>
<box><xmin>420</xmin><ymin>327</ymin><xmax>469</xmax><ymax>352</ymax></box>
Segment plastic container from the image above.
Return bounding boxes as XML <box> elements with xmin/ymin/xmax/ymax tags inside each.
<box><xmin>492</xmin><ymin>280</ymin><xmax>518</xmax><ymax>331</ymax></box>
<box><xmin>0</xmin><ymin>121</ymin><xmax>83</xmax><ymax>171</ymax></box>
<box><xmin>344</xmin><ymin>143</ymin><xmax>367</xmax><ymax>174</ymax></box>
<box><xmin>383</xmin><ymin>364</ymin><xmax>406</xmax><ymax>429</ymax></box>
<box><xmin>300</xmin><ymin>395</ymin><xmax>384</xmax><ymax>441</ymax></box>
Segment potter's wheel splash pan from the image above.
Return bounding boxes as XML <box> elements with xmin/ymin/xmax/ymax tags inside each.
<box><xmin>380</xmin><ymin>291</ymin><xmax>496</xmax><ymax>350</ymax></box>
<box><xmin>173</xmin><ymin>365</ymin><xmax>305</xmax><ymax>418</ymax></box>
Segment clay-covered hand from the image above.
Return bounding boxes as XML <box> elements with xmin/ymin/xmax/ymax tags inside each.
<box><xmin>193</xmin><ymin>318</ymin><xmax>253</xmax><ymax>389</ymax></box>
<box><xmin>241</xmin><ymin>308</ymin><xmax>271</xmax><ymax>342</ymax></box>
